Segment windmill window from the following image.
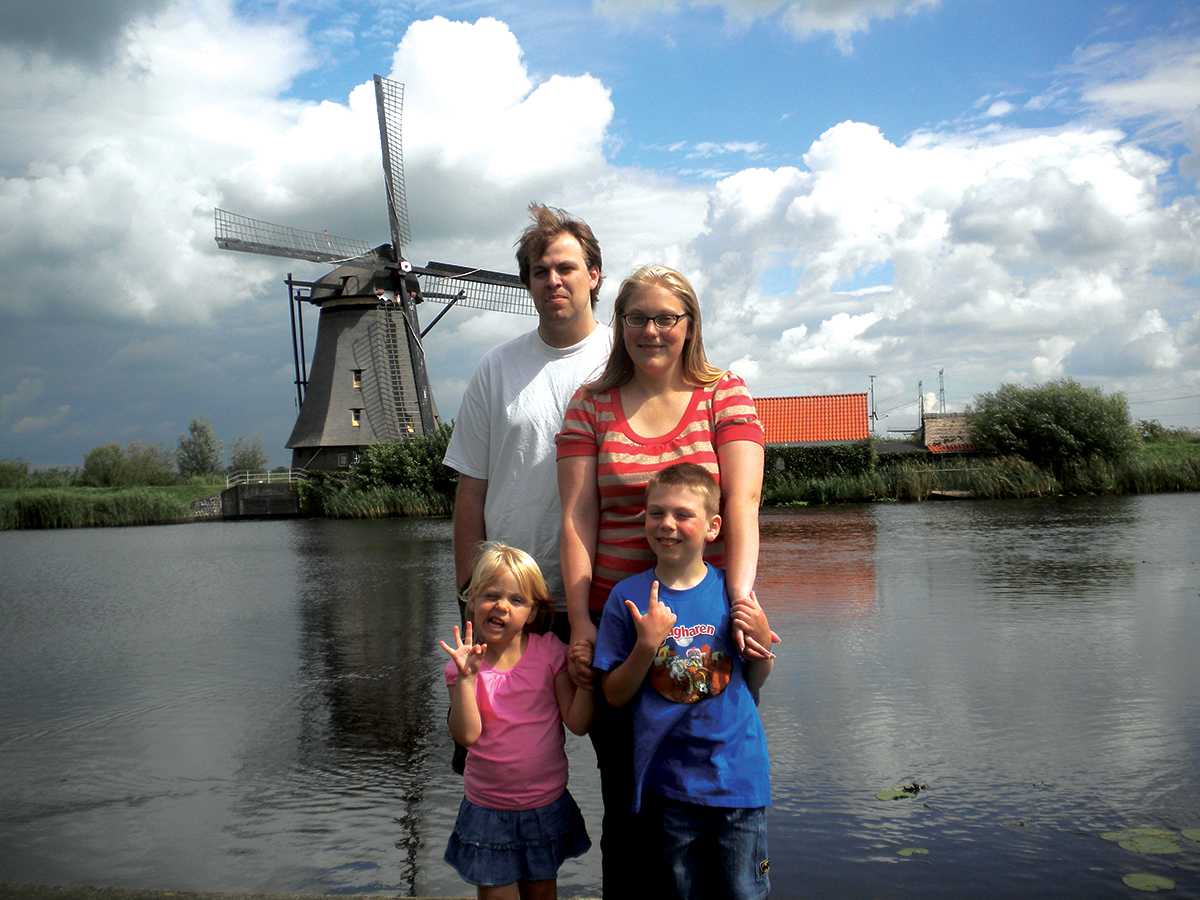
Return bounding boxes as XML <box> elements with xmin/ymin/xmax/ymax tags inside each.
<box><xmin>337</xmin><ymin>453</ymin><xmax>349</xmax><ymax>467</ymax></box>
<box><xmin>352</xmin><ymin>369</ymin><xmax>363</xmax><ymax>389</ymax></box>
<box><xmin>351</xmin><ymin>408</ymin><xmax>362</xmax><ymax>428</ymax></box>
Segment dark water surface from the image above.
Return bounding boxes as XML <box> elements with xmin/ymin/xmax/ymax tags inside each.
<box><xmin>1</xmin><ymin>494</ymin><xmax>1198</xmax><ymax>897</ymax></box>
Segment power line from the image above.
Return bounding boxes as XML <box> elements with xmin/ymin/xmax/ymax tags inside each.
<box><xmin>1128</xmin><ymin>393</ymin><xmax>1200</xmax><ymax>405</ymax></box>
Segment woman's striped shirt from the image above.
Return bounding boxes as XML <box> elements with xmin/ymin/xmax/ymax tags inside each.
<box><xmin>555</xmin><ymin>371</ymin><xmax>763</xmax><ymax>612</ymax></box>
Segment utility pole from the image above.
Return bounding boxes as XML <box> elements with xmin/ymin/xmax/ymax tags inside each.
<box><xmin>869</xmin><ymin>374</ymin><xmax>878</xmax><ymax>435</ymax></box>
<box><xmin>918</xmin><ymin>379</ymin><xmax>925</xmax><ymax>430</ymax></box>
<box><xmin>938</xmin><ymin>367</ymin><xmax>946</xmax><ymax>413</ymax></box>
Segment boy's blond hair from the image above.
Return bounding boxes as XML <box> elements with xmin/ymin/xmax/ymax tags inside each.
<box><xmin>466</xmin><ymin>542</ymin><xmax>553</xmax><ymax>633</ymax></box>
<box><xmin>645</xmin><ymin>462</ymin><xmax>721</xmax><ymax>517</ymax></box>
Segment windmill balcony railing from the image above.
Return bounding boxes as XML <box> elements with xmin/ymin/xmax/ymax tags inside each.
<box><xmin>225</xmin><ymin>469</ymin><xmax>309</xmax><ymax>488</ymax></box>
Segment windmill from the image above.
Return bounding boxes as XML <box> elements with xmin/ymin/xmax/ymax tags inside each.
<box><xmin>215</xmin><ymin>74</ymin><xmax>534</xmax><ymax>470</ymax></box>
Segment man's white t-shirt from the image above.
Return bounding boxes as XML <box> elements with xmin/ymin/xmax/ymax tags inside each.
<box><xmin>443</xmin><ymin>324</ymin><xmax>612</xmax><ymax>604</ymax></box>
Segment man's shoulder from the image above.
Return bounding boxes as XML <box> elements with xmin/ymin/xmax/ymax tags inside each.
<box><xmin>474</xmin><ymin>328</ymin><xmax>543</xmax><ymax>371</ymax></box>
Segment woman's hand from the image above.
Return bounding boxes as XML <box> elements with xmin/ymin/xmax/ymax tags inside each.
<box><xmin>439</xmin><ymin>622</ymin><xmax>487</xmax><ymax>678</ymax></box>
<box><xmin>732</xmin><ymin>591</ymin><xmax>777</xmax><ymax>660</ymax></box>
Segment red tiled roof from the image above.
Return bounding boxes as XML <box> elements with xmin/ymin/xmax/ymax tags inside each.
<box><xmin>756</xmin><ymin>394</ymin><xmax>869</xmax><ymax>445</ymax></box>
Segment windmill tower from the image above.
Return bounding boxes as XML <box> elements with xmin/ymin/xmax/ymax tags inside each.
<box><xmin>215</xmin><ymin>75</ymin><xmax>534</xmax><ymax>469</ymax></box>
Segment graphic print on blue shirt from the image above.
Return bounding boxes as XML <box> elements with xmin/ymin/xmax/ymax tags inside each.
<box><xmin>650</xmin><ymin>620</ymin><xmax>731</xmax><ymax>704</ymax></box>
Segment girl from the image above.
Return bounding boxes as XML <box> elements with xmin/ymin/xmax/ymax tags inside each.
<box><xmin>440</xmin><ymin>542</ymin><xmax>593</xmax><ymax>900</ymax></box>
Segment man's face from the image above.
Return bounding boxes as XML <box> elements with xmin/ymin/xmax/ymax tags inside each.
<box><xmin>528</xmin><ymin>232</ymin><xmax>600</xmax><ymax>330</ymax></box>
<box><xmin>644</xmin><ymin>482</ymin><xmax>721</xmax><ymax>565</ymax></box>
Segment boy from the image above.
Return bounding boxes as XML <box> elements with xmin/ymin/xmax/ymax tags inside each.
<box><xmin>592</xmin><ymin>462</ymin><xmax>774</xmax><ymax>900</ymax></box>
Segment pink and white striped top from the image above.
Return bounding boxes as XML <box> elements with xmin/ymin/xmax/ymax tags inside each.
<box><xmin>556</xmin><ymin>371</ymin><xmax>763</xmax><ymax>612</ymax></box>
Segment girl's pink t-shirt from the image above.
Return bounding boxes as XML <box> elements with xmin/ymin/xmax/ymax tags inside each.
<box><xmin>444</xmin><ymin>631</ymin><xmax>569</xmax><ymax>811</ymax></box>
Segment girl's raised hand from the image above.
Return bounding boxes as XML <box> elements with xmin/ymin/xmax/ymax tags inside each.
<box><xmin>624</xmin><ymin>580</ymin><xmax>677</xmax><ymax>650</ymax></box>
<box><xmin>439</xmin><ymin>622</ymin><xmax>487</xmax><ymax>677</ymax></box>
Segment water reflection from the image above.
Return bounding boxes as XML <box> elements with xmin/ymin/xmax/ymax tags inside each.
<box><xmin>757</xmin><ymin>505</ymin><xmax>878</xmax><ymax>618</ymax></box>
<box><xmin>278</xmin><ymin>519</ymin><xmax>451</xmax><ymax>893</ymax></box>
<box><xmin>1</xmin><ymin>496</ymin><xmax>1198</xmax><ymax>897</ymax></box>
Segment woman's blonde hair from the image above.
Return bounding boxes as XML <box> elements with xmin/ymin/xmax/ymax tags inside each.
<box><xmin>586</xmin><ymin>264</ymin><xmax>724</xmax><ymax>394</ymax></box>
<box><xmin>465</xmin><ymin>542</ymin><xmax>553</xmax><ymax>634</ymax></box>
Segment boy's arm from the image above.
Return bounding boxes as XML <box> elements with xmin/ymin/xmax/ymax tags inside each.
<box><xmin>602</xmin><ymin>581</ymin><xmax>676</xmax><ymax>707</ymax></box>
<box><xmin>601</xmin><ymin>640</ymin><xmax>658</xmax><ymax>707</ymax></box>
<box><xmin>743</xmin><ymin>656</ymin><xmax>774</xmax><ymax>694</ymax></box>
<box><xmin>732</xmin><ymin>591</ymin><xmax>774</xmax><ymax>694</ymax></box>
<box><xmin>556</xmin><ymin>670</ymin><xmax>593</xmax><ymax>735</ymax></box>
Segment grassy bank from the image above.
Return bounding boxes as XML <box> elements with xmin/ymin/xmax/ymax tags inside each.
<box><xmin>763</xmin><ymin>441</ymin><xmax>1200</xmax><ymax>506</ymax></box>
<box><xmin>0</xmin><ymin>483</ymin><xmax>224</xmax><ymax>530</ymax></box>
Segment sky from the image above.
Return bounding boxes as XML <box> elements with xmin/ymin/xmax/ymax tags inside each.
<box><xmin>1</xmin><ymin>0</ymin><xmax>1198</xmax><ymax>468</ymax></box>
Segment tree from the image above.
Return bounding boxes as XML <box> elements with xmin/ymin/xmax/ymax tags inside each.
<box><xmin>82</xmin><ymin>444</ymin><xmax>126</xmax><ymax>486</ymax></box>
<box><xmin>177</xmin><ymin>419</ymin><xmax>223</xmax><ymax>478</ymax></box>
<box><xmin>228</xmin><ymin>436</ymin><xmax>268</xmax><ymax>474</ymax></box>
<box><xmin>0</xmin><ymin>459</ymin><xmax>29</xmax><ymax>488</ymax></box>
<box><xmin>969</xmin><ymin>379</ymin><xmax>1137</xmax><ymax>473</ymax></box>
<box><xmin>124</xmin><ymin>441</ymin><xmax>177</xmax><ymax>485</ymax></box>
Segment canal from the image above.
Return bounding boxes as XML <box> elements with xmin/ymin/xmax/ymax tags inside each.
<box><xmin>1</xmin><ymin>493</ymin><xmax>1198</xmax><ymax>897</ymax></box>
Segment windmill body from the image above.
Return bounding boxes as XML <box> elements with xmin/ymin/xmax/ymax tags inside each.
<box><xmin>215</xmin><ymin>76</ymin><xmax>533</xmax><ymax>470</ymax></box>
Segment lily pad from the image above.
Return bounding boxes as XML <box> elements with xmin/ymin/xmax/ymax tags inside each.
<box><xmin>1122</xmin><ymin>873</ymin><xmax>1175</xmax><ymax>892</ymax></box>
<box><xmin>1182</xmin><ymin>828</ymin><xmax>1200</xmax><ymax>844</ymax></box>
<box><xmin>875</xmin><ymin>782</ymin><xmax>927</xmax><ymax>801</ymax></box>
<box><xmin>898</xmin><ymin>847</ymin><xmax>929</xmax><ymax>857</ymax></box>
<box><xmin>1101</xmin><ymin>827</ymin><xmax>1182</xmax><ymax>855</ymax></box>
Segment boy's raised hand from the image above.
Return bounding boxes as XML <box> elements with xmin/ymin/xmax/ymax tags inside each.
<box><xmin>439</xmin><ymin>622</ymin><xmax>487</xmax><ymax>678</ymax></box>
<box><xmin>625</xmin><ymin>580</ymin><xmax>677</xmax><ymax>650</ymax></box>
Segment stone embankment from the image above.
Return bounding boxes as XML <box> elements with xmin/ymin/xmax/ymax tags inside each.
<box><xmin>191</xmin><ymin>494</ymin><xmax>223</xmax><ymax>519</ymax></box>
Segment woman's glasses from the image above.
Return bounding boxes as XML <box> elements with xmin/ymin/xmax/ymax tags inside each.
<box><xmin>620</xmin><ymin>313</ymin><xmax>689</xmax><ymax>330</ymax></box>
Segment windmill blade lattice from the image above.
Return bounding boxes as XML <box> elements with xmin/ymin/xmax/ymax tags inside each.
<box><xmin>214</xmin><ymin>208</ymin><xmax>373</xmax><ymax>264</ymax></box>
<box><xmin>374</xmin><ymin>75</ymin><xmax>413</xmax><ymax>258</ymax></box>
<box><xmin>417</xmin><ymin>263</ymin><xmax>536</xmax><ymax>317</ymax></box>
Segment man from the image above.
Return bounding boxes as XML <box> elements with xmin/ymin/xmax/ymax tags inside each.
<box><xmin>443</xmin><ymin>204</ymin><xmax>610</xmax><ymax>648</ymax></box>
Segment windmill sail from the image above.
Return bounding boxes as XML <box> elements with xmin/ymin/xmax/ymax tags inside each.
<box><xmin>214</xmin><ymin>208</ymin><xmax>373</xmax><ymax>264</ymax></box>
<box><xmin>374</xmin><ymin>75</ymin><xmax>412</xmax><ymax>260</ymax></box>
<box><xmin>417</xmin><ymin>263</ymin><xmax>536</xmax><ymax>317</ymax></box>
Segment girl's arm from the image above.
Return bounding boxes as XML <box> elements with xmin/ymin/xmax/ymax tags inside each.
<box><xmin>439</xmin><ymin>623</ymin><xmax>486</xmax><ymax>746</ymax></box>
<box><xmin>447</xmin><ymin>677</ymin><xmax>483</xmax><ymax>746</ymax></box>
<box><xmin>555</xmin><ymin>670</ymin><xmax>593</xmax><ymax>735</ymax></box>
<box><xmin>558</xmin><ymin>454</ymin><xmax>600</xmax><ymax>650</ymax></box>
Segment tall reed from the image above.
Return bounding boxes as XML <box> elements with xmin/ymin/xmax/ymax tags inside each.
<box><xmin>0</xmin><ymin>488</ymin><xmax>193</xmax><ymax>529</ymax></box>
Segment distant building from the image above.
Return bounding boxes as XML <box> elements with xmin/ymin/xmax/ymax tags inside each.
<box><xmin>922</xmin><ymin>412</ymin><xmax>976</xmax><ymax>454</ymax></box>
<box><xmin>756</xmin><ymin>394</ymin><xmax>869</xmax><ymax>445</ymax></box>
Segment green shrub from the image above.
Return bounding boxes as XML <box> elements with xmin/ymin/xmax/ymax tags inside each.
<box><xmin>350</xmin><ymin>423</ymin><xmax>456</xmax><ymax>504</ymax></box>
<box><xmin>0</xmin><ymin>459</ymin><xmax>29</xmax><ymax>488</ymax></box>
<box><xmin>764</xmin><ymin>440</ymin><xmax>875</xmax><ymax>481</ymax></box>
<box><xmin>969</xmin><ymin>379</ymin><xmax>1138</xmax><ymax>474</ymax></box>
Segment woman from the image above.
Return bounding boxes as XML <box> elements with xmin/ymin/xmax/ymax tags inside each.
<box><xmin>555</xmin><ymin>264</ymin><xmax>768</xmax><ymax>894</ymax></box>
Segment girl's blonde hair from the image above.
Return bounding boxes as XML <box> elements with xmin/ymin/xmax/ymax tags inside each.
<box><xmin>586</xmin><ymin>264</ymin><xmax>725</xmax><ymax>394</ymax></box>
<box><xmin>466</xmin><ymin>542</ymin><xmax>553</xmax><ymax>634</ymax></box>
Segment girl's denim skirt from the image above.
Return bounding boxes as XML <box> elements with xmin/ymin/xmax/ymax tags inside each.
<box><xmin>444</xmin><ymin>789</ymin><xmax>591</xmax><ymax>886</ymax></box>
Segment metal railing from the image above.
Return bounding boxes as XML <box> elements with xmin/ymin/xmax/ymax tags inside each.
<box><xmin>225</xmin><ymin>469</ymin><xmax>309</xmax><ymax>488</ymax></box>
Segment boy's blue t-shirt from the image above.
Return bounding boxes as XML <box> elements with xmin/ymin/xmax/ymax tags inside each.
<box><xmin>593</xmin><ymin>564</ymin><xmax>771</xmax><ymax>813</ymax></box>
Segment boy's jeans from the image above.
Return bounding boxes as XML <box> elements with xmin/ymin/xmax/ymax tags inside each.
<box><xmin>643</xmin><ymin>794</ymin><xmax>770</xmax><ymax>900</ymax></box>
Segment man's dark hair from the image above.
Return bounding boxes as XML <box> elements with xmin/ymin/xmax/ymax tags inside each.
<box><xmin>515</xmin><ymin>203</ymin><xmax>603</xmax><ymax>306</ymax></box>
